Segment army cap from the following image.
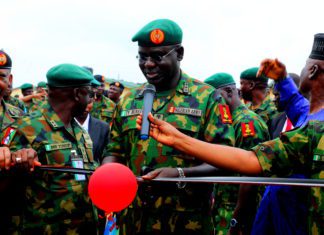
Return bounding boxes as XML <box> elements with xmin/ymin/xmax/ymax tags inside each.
<box><xmin>132</xmin><ymin>19</ymin><xmax>183</xmax><ymax>47</ymax></box>
<box><xmin>110</xmin><ymin>81</ymin><xmax>124</xmax><ymax>90</ymax></box>
<box><xmin>21</xmin><ymin>83</ymin><xmax>33</xmax><ymax>90</ymax></box>
<box><xmin>0</xmin><ymin>50</ymin><xmax>12</xmax><ymax>69</ymax></box>
<box><xmin>46</xmin><ymin>63</ymin><xmax>93</xmax><ymax>87</ymax></box>
<box><xmin>205</xmin><ymin>73</ymin><xmax>236</xmax><ymax>89</ymax></box>
<box><xmin>240</xmin><ymin>67</ymin><xmax>268</xmax><ymax>83</ymax></box>
<box><xmin>94</xmin><ymin>74</ymin><xmax>105</xmax><ymax>84</ymax></box>
<box><xmin>37</xmin><ymin>81</ymin><xmax>47</xmax><ymax>88</ymax></box>
<box><xmin>91</xmin><ymin>78</ymin><xmax>101</xmax><ymax>87</ymax></box>
<box><xmin>309</xmin><ymin>33</ymin><xmax>324</xmax><ymax>61</ymax></box>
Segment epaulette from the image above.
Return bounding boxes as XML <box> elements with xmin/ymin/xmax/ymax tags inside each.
<box><xmin>6</xmin><ymin>103</ymin><xmax>24</xmax><ymax>118</ymax></box>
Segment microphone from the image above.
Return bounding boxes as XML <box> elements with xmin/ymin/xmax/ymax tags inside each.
<box><xmin>140</xmin><ymin>84</ymin><xmax>156</xmax><ymax>140</ymax></box>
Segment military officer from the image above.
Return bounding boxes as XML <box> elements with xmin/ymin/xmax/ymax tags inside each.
<box><xmin>0</xmin><ymin>50</ymin><xmax>26</xmax><ymax>234</ymax></box>
<box><xmin>107</xmin><ymin>81</ymin><xmax>124</xmax><ymax>103</ymax></box>
<box><xmin>240</xmin><ymin>67</ymin><xmax>279</xmax><ymax>128</ymax></box>
<box><xmin>8</xmin><ymin>63</ymin><xmax>99</xmax><ymax>234</ymax></box>
<box><xmin>137</xmin><ymin>33</ymin><xmax>324</xmax><ymax>234</ymax></box>
<box><xmin>91</xmin><ymin>74</ymin><xmax>115</xmax><ymax>125</ymax></box>
<box><xmin>205</xmin><ymin>73</ymin><xmax>270</xmax><ymax>234</ymax></box>
<box><xmin>19</xmin><ymin>83</ymin><xmax>41</xmax><ymax>113</ymax></box>
<box><xmin>102</xmin><ymin>19</ymin><xmax>235</xmax><ymax>235</ymax></box>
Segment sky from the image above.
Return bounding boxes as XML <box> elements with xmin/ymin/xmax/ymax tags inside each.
<box><xmin>1</xmin><ymin>0</ymin><xmax>324</xmax><ymax>88</ymax></box>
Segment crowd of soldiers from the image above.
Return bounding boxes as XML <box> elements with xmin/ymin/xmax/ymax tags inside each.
<box><xmin>0</xmin><ymin>18</ymin><xmax>322</xmax><ymax>235</ymax></box>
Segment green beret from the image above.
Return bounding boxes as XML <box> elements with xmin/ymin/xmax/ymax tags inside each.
<box><xmin>132</xmin><ymin>19</ymin><xmax>183</xmax><ymax>47</ymax></box>
<box><xmin>240</xmin><ymin>67</ymin><xmax>268</xmax><ymax>83</ymax></box>
<box><xmin>46</xmin><ymin>63</ymin><xmax>93</xmax><ymax>87</ymax></box>
<box><xmin>204</xmin><ymin>73</ymin><xmax>236</xmax><ymax>89</ymax></box>
<box><xmin>21</xmin><ymin>83</ymin><xmax>33</xmax><ymax>90</ymax></box>
<box><xmin>37</xmin><ymin>81</ymin><xmax>47</xmax><ymax>88</ymax></box>
<box><xmin>91</xmin><ymin>78</ymin><xmax>101</xmax><ymax>87</ymax></box>
<box><xmin>0</xmin><ymin>50</ymin><xmax>12</xmax><ymax>69</ymax></box>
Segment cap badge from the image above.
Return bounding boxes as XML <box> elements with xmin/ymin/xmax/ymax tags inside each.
<box><xmin>0</xmin><ymin>53</ymin><xmax>7</xmax><ymax>66</ymax></box>
<box><xmin>150</xmin><ymin>29</ymin><xmax>165</xmax><ymax>44</ymax></box>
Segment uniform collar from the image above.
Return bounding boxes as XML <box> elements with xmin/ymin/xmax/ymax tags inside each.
<box><xmin>135</xmin><ymin>71</ymin><xmax>192</xmax><ymax>99</ymax></box>
<box><xmin>41</xmin><ymin>102</ymin><xmax>67</xmax><ymax>130</ymax></box>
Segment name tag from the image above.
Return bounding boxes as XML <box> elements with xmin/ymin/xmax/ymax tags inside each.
<box><xmin>313</xmin><ymin>155</ymin><xmax>324</xmax><ymax>162</ymax></box>
<box><xmin>121</xmin><ymin>109</ymin><xmax>142</xmax><ymax>117</ymax></box>
<box><xmin>169</xmin><ymin>107</ymin><xmax>202</xmax><ymax>117</ymax></box>
<box><xmin>45</xmin><ymin>142</ymin><xmax>72</xmax><ymax>151</ymax></box>
<box><xmin>71</xmin><ymin>150</ymin><xmax>86</xmax><ymax>181</ymax></box>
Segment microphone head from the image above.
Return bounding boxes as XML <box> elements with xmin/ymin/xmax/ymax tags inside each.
<box><xmin>143</xmin><ymin>84</ymin><xmax>156</xmax><ymax>94</ymax></box>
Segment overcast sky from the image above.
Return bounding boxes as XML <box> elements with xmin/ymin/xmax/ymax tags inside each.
<box><xmin>2</xmin><ymin>0</ymin><xmax>323</xmax><ymax>88</ymax></box>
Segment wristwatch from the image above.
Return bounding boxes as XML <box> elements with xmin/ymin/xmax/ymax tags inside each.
<box><xmin>230</xmin><ymin>218</ymin><xmax>238</xmax><ymax>228</ymax></box>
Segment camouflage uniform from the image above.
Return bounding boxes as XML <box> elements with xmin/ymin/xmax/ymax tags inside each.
<box><xmin>105</xmin><ymin>72</ymin><xmax>235</xmax><ymax>235</ymax></box>
<box><xmin>23</xmin><ymin>98</ymin><xmax>41</xmax><ymax>114</ymax></box>
<box><xmin>252</xmin><ymin>120</ymin><xmax>323</xmax><ymax>234</ymax></box>
<box><xmin>214</xmin><ymin>104</ymin><xmax>270</xmax><ymax>234</ymax></box>
<box><xmin>5</xmin><ymin>96</ymin><xmax>27</xmax><ymax>113</ymax></box>
<box><xmin>0</xmin><ymin>101</ymin><xmax>25</xmax><ymax>234</ymax></box>
<box><xmin>246</xmin><ymin>95</ymin><xmax>278</xmax><ymax>127</ymax></box>
<box><xmin>8</xmin><ymin>101</ymin><xmax>99</xmax><ymax>235</ymax></box>
<box><xmin>91</xmin><ymin>96</ymin><xmax>115</xmax><ymax>124</ymax></box>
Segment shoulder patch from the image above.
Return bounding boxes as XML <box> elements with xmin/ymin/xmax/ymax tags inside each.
<box><xmin>241</xmin><ymin>121</ymin><xmax>256</xmax><ymax>137</ymax></box>
<box><xmin>219</xmin><ymin>104</ymin><xmax>232</xmax><ymax>124</ymax></box>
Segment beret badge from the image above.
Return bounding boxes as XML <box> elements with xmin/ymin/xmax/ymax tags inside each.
<box><xmin>150</xmin><ymin>29</ymin><xmax>165</xmax><ymax>44</ymax></box>
<box><xmin>0</xmin><ymin>54</ymin><xmax>7</xmax><ymax>66</ymax></box>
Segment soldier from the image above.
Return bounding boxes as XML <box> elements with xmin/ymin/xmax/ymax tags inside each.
<box><xmin>0</xmin><ymin>50</ymin><xmax>26</xmax><ymax>233</ymax></box>
<box><xmin>8</xmin><ymin>63</ymin><xmax>99</xmax><ymax>234</ymax></box>
<box><xmin>3</xmin><ymin>81</ymin><xmax>27</xmax><ymax>113</ymax></box>
<box><xmin>19</xmin><ymin>83</ymin><xmax>41</xmax><ymax>113</ymax></box>
<box><xmin>137</xmin><ymin>33</ymin><xmax>324</xmax><ymax>234</ymax></box>
<box><xmin>108</xmin><ymin>81</ymin><xmax>124</xmax><ymax>103</ymax></box>
<box><xmin>102</xmin><ymin>19</ymin><xmax>235</xmax><ymax>235</ymax></box>
<box><xmin>240</xmin><ymin>67</ymin><xmax>279</xmax><ymax>128</ymax></box>
<box><xmin>205</xmin><ymin>73</ymin><xmax>270</xmax><ymax>234</ymax></box>
<box><xmin>90</xmin><ymin>74</ymin><xmax>115</xmax><ymax>124</ymax></box>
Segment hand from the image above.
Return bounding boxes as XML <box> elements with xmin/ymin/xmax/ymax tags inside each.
<box><xmin>136</xmin><ymin>113</ymin><xmax>180</xmax><ymax>147</ymax></box>
<box><xmin>142</xmin><ymin>167</ymin><xmax>180</xmax><ymax>180</ymax></box>
<box><xmin>0</xmin><ymin>147</ymin><xmax>11</xmax><ymax>170</ymax></box>
<box><xmin>11</xmin><ymin>148</ymin><xmax>41</xmax><ymax>172</ymax></box>
<box><xmin>257</xmin><ymin>58</ymin><xmax>287</xmax><ymax>81</ymax></box>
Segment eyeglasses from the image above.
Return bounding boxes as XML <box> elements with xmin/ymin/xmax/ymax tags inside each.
<box><xmin>136</xmin><ymin>47</ymin><xmax>179</xmax><ymax>63</ymax></box>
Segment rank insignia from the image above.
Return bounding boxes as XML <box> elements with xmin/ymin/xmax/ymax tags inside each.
<box><xmin>150</xmin><ymin>29</ymin><xmax>165</xmax><ymax>44</ymax></box>
<box><xmin>218</xmin><ymin>104</ymin><xmax>232</xmax><ymax>124</ymax></box>
<box><xmin>241</xmin><ymin>121</ymin><xmax>256</xmax><ymax>137</ymax></box>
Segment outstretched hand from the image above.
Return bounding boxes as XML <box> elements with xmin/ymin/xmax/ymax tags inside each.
<box><xmin>136</xmin><ymin>113</ymin><xmax>180</xmax><ymax>147</ymax></box>
<box><xmin>257</xmin><ymin>58</ymin><xmax>287</xmax><ymax>81</ymax></box>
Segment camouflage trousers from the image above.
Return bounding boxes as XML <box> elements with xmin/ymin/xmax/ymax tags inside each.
<box><xmin>119</xmin><ymin>207</ymin><xmax>215</xmax><ymax>235</ymax></box>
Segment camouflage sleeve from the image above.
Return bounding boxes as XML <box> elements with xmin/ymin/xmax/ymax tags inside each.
<box><xmin>8</xmin><ymin>129</ymin><xmax>32</xmax><ymax>152</ymax></box>
<box><xmin>203</xmin><ymin>92</ymin><xmax>235</xmax><ymax>146</ymax></box>
<box><xmin>235</xmin><ymin>119</ymin><xmax>270</xmax><ymax>150</ymax></box>
<box><xmin>252</xmin><ymin>123</ymin><xmax>315</xmax><ymax>177</ymax></box>
<box><xmin>102</xmin><ymin>101</ymin><xmax>126</xmax><ymax>159</ymax></box>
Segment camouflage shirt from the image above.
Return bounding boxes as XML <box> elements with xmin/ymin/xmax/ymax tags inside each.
<box><xmin>8</xmin><ymin>101</ymin><xmax>99</xmax><ymax>234</ymax></box>
<box><xmin>247</xmin><ymin>95</ymin><xmax>278</xmax><ymax>127</ymax></box>
<box><xmin>5</xmin><ymin>96</ymin><xmax>27</xmax><ymax>113</ymax></box>
<box><xmin>214</xmin><ymin>104</ymin><xmax>270</xmax><ymax>233</ymax></box>
<box><xmin>105</xmin><ymin>72</ymin><xmax>235</xmax><ymax>234</ymax></box>
<box><xmin>24</xmin><ymin>98</ymin><xmax>41</xmax><ymax>114</ymax></box>
<box><xmin>252</xmin><ymin>120</ymin><xmax>323</xmax><ymax>234</ymax></box>
<box><xmin>91</xmin><ymin>96</ymin><xmax>115</xmax><ymax>124</ymax></box>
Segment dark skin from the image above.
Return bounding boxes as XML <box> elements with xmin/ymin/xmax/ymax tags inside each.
<box><xmin>240</xmin><ymin>79</ymin><xmax>268</xmax><ymax>109</ymax></box>
<box><xmin>108</xmin><ymin>85</ymin><xmax>123</xmax><ymax>103</ymax></box>
<box><xmin>48</xmin><ymin>86</ymin><xmax>92</xmax><ymax>127</ymax></box>
<box><xmin>103</xmin><ymin>44</ymin><xmax>220</xmax><ymax>178</ymax></box>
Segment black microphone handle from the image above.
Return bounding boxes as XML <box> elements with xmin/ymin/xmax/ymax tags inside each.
<box><xmin>140</xmin><ymin>91</ymin><xmax>155</xmax><ymax>140</ymax></box>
